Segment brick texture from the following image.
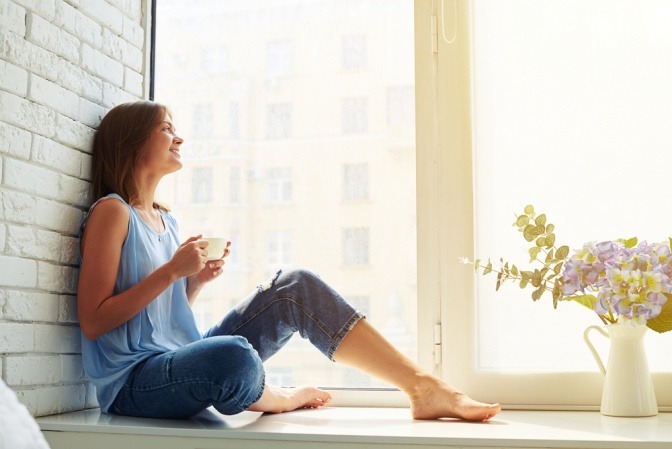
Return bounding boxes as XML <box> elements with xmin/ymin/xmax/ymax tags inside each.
<box><xmin>0</xmin><ymin>0</ymin><xmax>146</xmax><ymax>417</ymax></box>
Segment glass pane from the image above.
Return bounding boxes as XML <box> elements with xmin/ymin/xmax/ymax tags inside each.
<box><xmin>154</xmin><ymin>0</ymin><xmax>416</xmax><ymax>388</ymax></box>
<box><xmin>473</xmin><ymin>0</ymin><xmax>672</xmax><ymax>371</ymax></box>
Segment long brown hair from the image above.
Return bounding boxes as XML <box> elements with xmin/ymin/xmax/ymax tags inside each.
<box><xmin>91</xmin><ymin>100</ymin><xmax>170</xmax><ymax>211</ymax></box>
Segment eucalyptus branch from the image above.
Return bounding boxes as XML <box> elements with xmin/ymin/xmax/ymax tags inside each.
<box><xmin>465</xmin><ymin>204</ymin><xmax>672</xmax><ymax>333</ymax></box>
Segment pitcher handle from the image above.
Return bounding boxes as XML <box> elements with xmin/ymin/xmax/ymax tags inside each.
<box><xmin>583</xmin><ymin>325</ymin><xmax>609</xmax><ymax>375</ymax></box>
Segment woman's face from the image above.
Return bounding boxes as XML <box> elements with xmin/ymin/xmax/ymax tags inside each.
<box><xmin>138</xmin><ymin>111</ymin><xmax>184</xmax><ymax>175</ymax></box>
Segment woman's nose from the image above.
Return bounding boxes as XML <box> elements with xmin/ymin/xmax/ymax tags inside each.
<box><xmin>174</xmin><ymin>134</ymin><xmax>184</xmax><ymax>144</ymax></box>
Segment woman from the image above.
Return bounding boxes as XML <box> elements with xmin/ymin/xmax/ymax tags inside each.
<box><xmin>77</xmin><ymin>100</ymin><xmax>500</xmax><ymax>421</ymax></box>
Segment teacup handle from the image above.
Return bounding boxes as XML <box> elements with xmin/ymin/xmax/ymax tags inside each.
<box><xmin>583</xmin><ymin>325</ymin><xmax>609</xmax><ymax>375</ymax></box>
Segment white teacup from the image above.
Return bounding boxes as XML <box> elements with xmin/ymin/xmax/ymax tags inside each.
<box><xmin>203</xmin><ymin>237</ymin><xmax>228</xmax><ymax>260</ymax></box>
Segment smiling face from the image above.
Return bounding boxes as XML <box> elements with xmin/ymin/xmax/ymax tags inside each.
<box><xmin>138</xmin><ymin>111</ymin><xmax>184</xmax><ymax>175</ymax></box>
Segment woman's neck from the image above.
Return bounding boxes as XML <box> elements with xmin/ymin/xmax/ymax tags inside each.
<box><xmin>132</xmin><ymin>173</ymin><xmax>161</xmax><ymax>211</ymax></box>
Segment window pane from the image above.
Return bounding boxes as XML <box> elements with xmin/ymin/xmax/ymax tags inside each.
<box><xmin>473</xmin><ymin>0</ymin><xmax>672</xmax><ymax>372</ymax></box>
<box><xmin>343</xmin><ymin>163</ymin><xmax>369</xmax><ymax>201</ymax></box>
<box><xmin>192</xmin><ymin>167</ymin><xmax>212</xmax><ymax>203</ymax></box>
<box><xmin>155</xmin><ymin>0</ymin><xmax>416</xmax><ymax>389</ymax></box>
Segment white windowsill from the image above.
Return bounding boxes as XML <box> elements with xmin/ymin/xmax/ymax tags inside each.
<box><xmin>37</xmin><ymin>407</ymin><xmax>672</xmax><ymax>449</ymax></box>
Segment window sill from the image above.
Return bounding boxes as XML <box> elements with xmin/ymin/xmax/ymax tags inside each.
<box><xmin>37</xmin><ymin>407</ymin><xmax>672</xmax><ymax>449</ymax></box>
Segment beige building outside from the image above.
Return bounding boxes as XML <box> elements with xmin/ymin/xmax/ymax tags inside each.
<box><xmin>154</xmin><ymin>0</ymin><xmax>416</xmax><ymax>388</ymax></box>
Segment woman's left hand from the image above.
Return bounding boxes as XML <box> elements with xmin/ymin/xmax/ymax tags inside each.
<box><xmin>186</xmin><ymin>243</ymin><xmax>230</xmax><ymax>298</ymax></box>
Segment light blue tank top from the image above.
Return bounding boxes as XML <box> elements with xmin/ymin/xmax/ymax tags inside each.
<box><xmin>79</xmin><ymin>194</ymin><xmax>201</xmax><ymax>413</ymax></box>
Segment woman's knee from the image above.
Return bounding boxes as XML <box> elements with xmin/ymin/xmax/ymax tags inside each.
<box><xmin>283</xmin><ymin>268</ymin><xmax>323</xmax><ymax>290</ymax></box>
<box><xmin>224</xmin><ymin>336</ymin><xmax>264</xmax><ymax>379</ymax></box>
<box><xmin>181</xmin><ymin>336</ymin><xmax>263</xmax><ymax>380</ymax></box>
<box><xmin>205</xmin><ymin>336</ymin><xmax>265</xmax><ymax>414</ymax></box>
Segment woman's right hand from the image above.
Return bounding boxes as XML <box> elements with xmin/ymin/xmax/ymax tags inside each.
<box><xmin>169</xmin><ymin>235</ymin><xmax>209</xmax><ymax>278</ymax></box>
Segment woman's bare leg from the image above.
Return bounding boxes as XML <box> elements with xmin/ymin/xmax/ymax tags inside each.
<box><xmin>333</xmin><ymin>319</ymin><xmax>500</xmax><ymax>421</ymax></box>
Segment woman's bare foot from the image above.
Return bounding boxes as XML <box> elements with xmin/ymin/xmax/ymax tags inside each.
<box><xmin>247</xmin><ymin>384</ymin><xmax>332</xmax><ymax>414</ymax></box>
<box><xmin>408</xmin><ymin>375</ymin><xmax>500</xmax><ymax>421</ymax></box>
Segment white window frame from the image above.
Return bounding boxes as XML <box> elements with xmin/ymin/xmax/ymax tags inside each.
<box><xmin>419</xmin><ymin>0</ymin><xmax>672</xmax><ymax>410</ymax></box>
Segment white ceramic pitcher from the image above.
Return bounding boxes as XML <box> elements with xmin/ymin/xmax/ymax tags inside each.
<box><xmin>583</xmin><ymin>324</ymin><xmax>658</xmax><ymax>417</ymax></box>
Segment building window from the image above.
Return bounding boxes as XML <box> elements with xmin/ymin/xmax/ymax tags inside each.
<box><xmin>230</xmin><ymin>101</ymin><xmax>239</xmax><ymax>139</ymax></box>
<box><xmin>267</xmin><ymin>230</ymin><xmax>292</xmax><ymax>267</ymax></box>
<box><xmin>343</xmin><ymin>227</ymin><xmax>369</xmax><ymax>266</ymax></box>
<box><xmin>342</xmin><ymin>98</ymin><xmax>367</xmax><ymax>134</ymax></box>
<box><xmin>201</xmin><ymin>47</ymin><xmax>229</xmax><ymax>73</ymax></box>
<box><xmin>265</xmin><ymin>367</ymin><xmax>294</xmax><ymax>386</ymax></box>
<box><xmin>230</xmin><ymin>167</ymin><xmax>240</xmax><ymax>203</ymax></box>
<box><xmin>192</xmin><ymin>103</ymin><xmax>213</xmax><ymax>139</ymax></box>
<box><xmin>266</xmin><ymin>40</ymin><xmax>293</xmax><ymax>77</ymax></box>
<box><xmin>267</xmin><ymin>103</ymin><xmax>292</xmax><ymax>139</ymax></box>
<box><xmin>267</xmin><ymin>167</ymin><xmax>292</xmax><ymax>204</ymax></box>
<box><xmin>343</xmin><ymin>163</ymin><xmax>369</xmax><ymax>201</ymax></box>
<box><xmin>192</xmin><ymin>167</ymin><xmax>213</xmax><ymax>203</ymax></box>
<box><xmin>387</xmin><ymin>85</ymin><xmax>415</xmax><ymax>126</ymax></box>
<box><xmin>228</xmin><ymin>230</ymin><xmax>239</xmax><ymax>265</ymax></box>
<box><xmin>342</xmin><ymin>34</ymin><xmax>367</xmax><ymax>69</ymax></box>
<box><xmin>347</xmin><ymin>296</ymin><xmax>370</xmax><ymax>316</ymax></box>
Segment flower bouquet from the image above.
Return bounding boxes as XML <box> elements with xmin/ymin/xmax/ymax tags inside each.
<box><xmin>463</xmin><ymin>205</ymin><xmax>672</xmax><ymax>333</ymax></box>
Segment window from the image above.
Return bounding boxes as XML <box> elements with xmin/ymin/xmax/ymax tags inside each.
<box><xmin>343</xmin><ymin>228</ymin><xmax>369</xmax><ymax>266</ymax></box>
<box><xmin>424</xmin><ymin>0</ymin><xmax>672</xmax><ymax>408</ymax></box>
<box><xmin>266</xmin><ymin>41</ymin><xmax>294</xmax><ymax>77</ymax></box>
<box><xmin>347</xmin><ymin>296</ymin><xmax>370</xmax><ymax>317</ymax></box>
<box><xmin>227</xmin><ymin>230</ymin><xmax>240</xmax><ymax>265</ymax></box>
<box><xmin>342</xmin><ymin>35</ymin><xmax>367</xmax><ymax>70</ymax></box>
<box><xmin>229</xmin><ymin>101</ymin><xmax>239</xmax><ymax>139</ymax></box>
<box><xmin>387</xmin><ymin>86</ymin><xmax>414</xmax><ymax>126</ymax></box>
<box><xmin>154</xmin><ymin>0</ymin><xmax>416</xmax><ymax>394</ymax></box>
<box><xmin>229</xmin><ymin>167</ymin><xmax>240</xmax><ymax>203</ymax></box>
<box><xmin>201</xmin><ymin>47</ymin><xmax>228</xmax><ymax>73</ymax></box>
<box><xmin>266</xmin><ymin>367</ymin><xmax>294</xmax><ymax>386</ymax></box>
<box><xmin>342</xmin><ymin>98</ymin><xmax>368</xmax><ymax>134</ymax></box>
<box><xmin>267</xmin><ymin>230</ymin><xmax>292</xmax><ymax>268</ymax></box>
<box><xmin>343</xmin><ymin>163</ymin><xmax>369</xmax><ymax>201</ymax></box>
<box><xmin>192</xmin><ymin>104</ymin><xmax>213</xmax><ymax>139</ymax></box>
<box><xmin>267</xmin><ymin>103</ymin><xmax>292</xmax><ymax>139</ymax></box>
<box><xmin>192</xmin><ymin>167</ymin><xmax>212</xmax><ymax>203</ymax></box>
<box><xmin>267</xmin><ymin>167</ymin><xmax>292</xmax><ymax>204</ymax></box>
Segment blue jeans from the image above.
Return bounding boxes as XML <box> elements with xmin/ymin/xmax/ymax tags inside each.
<box><xmin>110</xmin><ymin>269</ymin><xmax>364</xmax><ymax>419</ymax></box>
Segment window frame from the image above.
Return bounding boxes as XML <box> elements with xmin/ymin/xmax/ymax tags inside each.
<box><xmin>422</xmin><ymin>0</ymin><xmax>672</xmax><ymax>410</ymax></box>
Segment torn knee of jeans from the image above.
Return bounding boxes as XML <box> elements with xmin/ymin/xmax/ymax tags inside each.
<box><xmin>256</xmin><ymin>269</ymin><xmax>282</xmax><ymax>292</ymax></box>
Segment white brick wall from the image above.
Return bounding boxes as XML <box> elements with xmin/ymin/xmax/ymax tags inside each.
<box><xmin>0</xmin><ymin>0</ymin><xmax>147</xmax><ymax>417</ymax></box>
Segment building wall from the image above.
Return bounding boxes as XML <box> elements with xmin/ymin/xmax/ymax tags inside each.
<box><xmin>0</xmin><ymin>0</ymin><xmax>145</xmax><ymax>416</ymax></box>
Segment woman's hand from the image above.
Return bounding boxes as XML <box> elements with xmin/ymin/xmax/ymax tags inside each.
<box><xmin>169</xmin><ymin>235</ymin><xmax>209</xmax><ymax>278</ymax></box>
<box><xmin>185</xmin><ymin>239</ymin><xmax>231</xmax><ymax>305</ymax></box>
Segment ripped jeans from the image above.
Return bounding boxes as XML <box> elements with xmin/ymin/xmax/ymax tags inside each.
<box><xmin>110</xmin><ymin>269</ymin><xmax>364</xmax><ymax>419</ymax></box>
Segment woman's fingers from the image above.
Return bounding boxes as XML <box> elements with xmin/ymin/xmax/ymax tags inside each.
<box><xmin>180</xmin><ymin>234</ymin><xmax>203</xmax><ymax>247</ymax></box>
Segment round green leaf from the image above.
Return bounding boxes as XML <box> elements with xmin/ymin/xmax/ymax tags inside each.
<box><xmin>545</xmin><ymin>233</ymin><xmax>556</xmax><ymax>247</ymax></box>
<box><xmin>556</xmin><ymin>245</ymin><xmax>570</xmax><ymax>259</ymax></box>
<box><xmin>523</xmin><ymin>225</ymin><xmax>536</xmax><ymax>242</ymax></box>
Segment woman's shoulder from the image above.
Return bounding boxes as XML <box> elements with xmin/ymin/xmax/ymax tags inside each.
<box><xmin>85</xmin><ymin>196</ymin><xmax>131</xmax><ymax>232</ymax></box>
<box><xmin>90</xmin><ymin>195</ymin><xmax>130</xmax><ymax>217</ymax></box>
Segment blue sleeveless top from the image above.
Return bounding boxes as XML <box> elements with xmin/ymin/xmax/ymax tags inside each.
<box><xmin>79</xmin><ymin>194</ymin><xmax>201</xmax><ymax>413</ymax></box>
